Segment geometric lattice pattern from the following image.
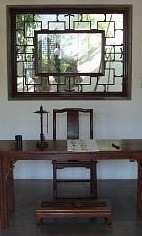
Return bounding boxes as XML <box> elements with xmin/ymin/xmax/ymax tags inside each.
<box><xmin>9</xmin><ymin>6</ymin><xmax>131</xmax><ymax>99</ymax></box>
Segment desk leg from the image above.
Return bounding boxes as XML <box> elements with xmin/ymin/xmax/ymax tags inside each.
<box><xmin>0</xmin><ymin>156</ymin><xmax>13</xmax><ymax>229</ymax></box>
<box><xmin>137</xmin><ymin>161</ymin><xmax>142</xmax><ymax>211</ymax></box>
<box><xmin>0</xmin><ymin>172</ymin><xmax>8</xmax><ymax>229</ymax></box>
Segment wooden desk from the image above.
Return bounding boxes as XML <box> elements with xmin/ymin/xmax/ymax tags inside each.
<box><xmin>1</xmin><ymin>139</ymin><xmax>142</xmax><ymax>229</ymax></box>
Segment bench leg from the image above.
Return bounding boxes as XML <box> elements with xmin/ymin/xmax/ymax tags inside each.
<box><xmin>36</xmin><ymin>216</ymin><xmax>43</xmax><ymax>225</ymax></box>
<box><xmin>104</xmin><ymin>216</ymin><xmax>112</xmax><ymax>225</ymax></box>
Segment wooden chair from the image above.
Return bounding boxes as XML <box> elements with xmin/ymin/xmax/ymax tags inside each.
<box><xmin>52</xmin><ymin>108</ymin><xmax>97</xmax><ymax>199</ymax></box>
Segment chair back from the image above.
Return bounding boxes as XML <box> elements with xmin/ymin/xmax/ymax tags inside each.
<box><xmin>53</xmin><ymin>108</ymin><xmax>93</xmax><ymax>140</ymax></box>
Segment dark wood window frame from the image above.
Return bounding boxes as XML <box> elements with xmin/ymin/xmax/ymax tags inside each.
<box><xmin>7</xmin><ymin>5</ymin><xmax>132</xmax><ymax>100</ymax></box>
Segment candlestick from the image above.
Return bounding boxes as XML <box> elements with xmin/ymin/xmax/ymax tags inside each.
<box><xmin>34</xmin><ymin>105</ymin><xmax>49</xmax><ymax>148</ymax></box>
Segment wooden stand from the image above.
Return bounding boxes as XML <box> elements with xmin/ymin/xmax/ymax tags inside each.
<box><xmin>35</xmin><ymin>199</ymin><xmax>112</xmax><ymax>225</ymax></box>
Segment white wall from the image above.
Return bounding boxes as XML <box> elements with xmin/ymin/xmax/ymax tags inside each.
<box><xmin>0</xmin><ymin>0</ymin><xmax>141</xmax><ymax>179</ymax></box>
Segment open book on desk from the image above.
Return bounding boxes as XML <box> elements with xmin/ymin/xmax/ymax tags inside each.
<box><xmin>67</xmin><ymin>139</ymin><xmax>99</xmax><ymax>152</ymax></box>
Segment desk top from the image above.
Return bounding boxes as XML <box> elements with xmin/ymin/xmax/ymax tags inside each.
<box><xmin>0</xmin><ymin>139</ymin><xmax>142</xmax><ymax>161</ymax></box>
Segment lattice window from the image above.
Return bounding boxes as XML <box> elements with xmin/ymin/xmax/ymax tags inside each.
<box><xmin>7</xmin><ymin>6</ymin><xmax>132</xmax><ymax>100</ymax></box>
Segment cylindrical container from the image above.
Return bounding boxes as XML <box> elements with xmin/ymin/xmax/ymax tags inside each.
<box><xmin>15</xmin><ymin>135</ymin><xmax>23</xmax><ymax>150</ymax></box>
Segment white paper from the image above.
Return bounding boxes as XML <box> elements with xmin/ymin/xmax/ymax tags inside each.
<box><xmin>67</xmin><ymin>139</ymin><xmax>99</xmax><ymax>152</ymax></box>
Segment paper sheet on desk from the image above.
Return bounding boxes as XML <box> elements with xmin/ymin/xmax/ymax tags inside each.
<box><xmin>67</xmin><ymin>140</ymin><xmax>99</xmax><ymax>152</ymax></box>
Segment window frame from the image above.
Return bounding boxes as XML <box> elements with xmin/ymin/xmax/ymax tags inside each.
<box><xmin>7</xmin><ymin>5</ymin><xmax>132</xmax><ymax>100</ymax></box>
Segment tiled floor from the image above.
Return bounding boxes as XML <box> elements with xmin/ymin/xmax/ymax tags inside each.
<box><xmin>1</xmin><ymin>179</ymin><xmax>142</xmax><ymax>236</ymax></box>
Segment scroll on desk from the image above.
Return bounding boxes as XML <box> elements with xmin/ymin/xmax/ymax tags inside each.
<box><xmin>67</xmin><ymin>140</ymin><xmax>100</xmax><ymax>152</ymax></box>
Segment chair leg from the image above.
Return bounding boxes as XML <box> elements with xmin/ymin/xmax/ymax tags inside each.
<box><xmin>53</xmin><ymin>161</ymin><xmax>97</xmax><ymax>199</ymax></box>
<box><xmin>90</xmin><ymin>162</ymin><xmax>97</xmax><ymax>198</ymax></box>
<box><xmin>53</xmin><ymin>163</ymin><xmax>57</xmax><ymax>199</ymax></box>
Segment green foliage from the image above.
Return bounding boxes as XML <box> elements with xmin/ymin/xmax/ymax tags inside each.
<box><xmin>16</xmin><ymin>14</ymin><xmax>40</xmax><ymax>45</ymax></box>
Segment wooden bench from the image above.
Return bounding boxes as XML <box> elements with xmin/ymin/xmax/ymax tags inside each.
<box><xmin>35</xmin><ymin>199</ymin><xmax>112</xmax><ymax>225</ymax></box>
